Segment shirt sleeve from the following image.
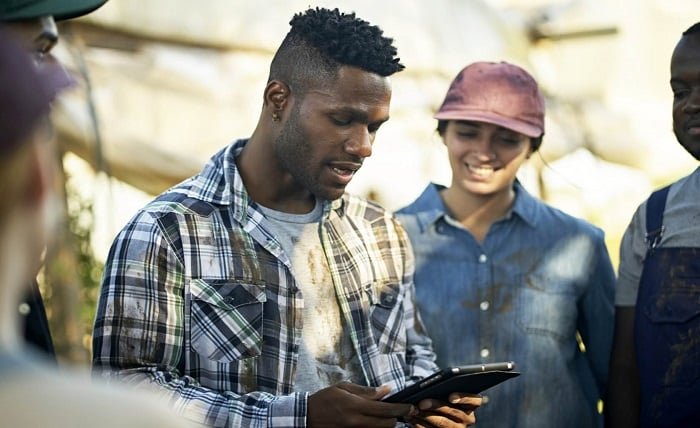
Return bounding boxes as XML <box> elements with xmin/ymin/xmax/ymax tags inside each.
<box><xmin>92</xmin><ymin>210</ymin><xmax>306</xmax><ymax>428</ymax></box>
<box><xmin>616</xmin><ymin>202</ymin><xmax>647</xmax><ymax>307</ymax></box>
<box><xmin>576</xmin><ymin>227</ymin><xmax>617</xmax><ymax>397</ymax></box>
<box><xmin>395</xmin><ymin>219</ymin><xmax>439</xmax><ymax>382</ymax></box>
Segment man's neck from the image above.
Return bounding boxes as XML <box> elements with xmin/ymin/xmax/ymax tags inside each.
<box><xmin>236</xmin><ymin>136</ymin><xmax>316</xmax><ymax>214</ymax></box>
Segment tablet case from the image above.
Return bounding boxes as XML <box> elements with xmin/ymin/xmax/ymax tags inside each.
<box><xmin>383</xmin><ymin>369</ymin><xmax>521</xmax><ymax>404</ymax></box>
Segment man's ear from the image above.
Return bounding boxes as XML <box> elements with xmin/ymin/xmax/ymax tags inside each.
<box><xmin>264</xmin><ymin>80</ymin><xmax>291</xmax><ymax>112</ymax></box>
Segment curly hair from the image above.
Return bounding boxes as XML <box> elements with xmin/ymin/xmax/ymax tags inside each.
<box><xmin>268</xmin><ymin>7</ymin><xmax>404</xmax><ymax>95</ymax></box>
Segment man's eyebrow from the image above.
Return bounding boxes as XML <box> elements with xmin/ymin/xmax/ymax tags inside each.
<box><xmin>330</xmin><ymin>107</ymin><xmax>390</xmax><ymax>124</ymax></box>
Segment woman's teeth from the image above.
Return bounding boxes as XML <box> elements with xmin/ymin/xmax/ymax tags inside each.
<box><xmin>468</xmin><ymin>164</ymin><xmax>495</xmax><ymax>178</ymax></box>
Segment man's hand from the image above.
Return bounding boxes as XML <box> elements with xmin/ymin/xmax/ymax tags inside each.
<box><xmin>308</xmin><ymin>382</ymin><xmax>416</xmax><ymax>427</ymax></box>
<box><xmin>404</xmin><ymin>393</ymin><xmax>482</xmax><ymax>427</ymax></box>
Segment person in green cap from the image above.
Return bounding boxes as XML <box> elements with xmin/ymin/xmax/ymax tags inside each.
<box><xmin>0</xmin><ymin>0</ymin><xmax>109</xmax><ymax>359</ymax></box>
<box><xmin>0</xmin><ymin>27</ymin><xmax>196</xmax><ymax>428</ymax></box>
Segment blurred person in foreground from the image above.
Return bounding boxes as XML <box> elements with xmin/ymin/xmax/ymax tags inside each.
<box><xmin>606</xmin><ymin>22</ymin><xmax>700</xmax><ymax>428</ymax></box>
<box><xmin>0</xmin><ymin>29</ymin><xmax>195</xmax><ymax>428</ymax></box>
<box><xmin>92</xmin><ymin>7</ymin><xmax>481</xmax><ymax>428</ymax></box>
<box><xmin>1</xmin><ymin>0</ymin><xmax>109</xmax><ymax>359</ymax></box>
<box><xmin>395</xmin><ymin>61</ymin><xmax>616</xmax><ymax>427</ymax></box>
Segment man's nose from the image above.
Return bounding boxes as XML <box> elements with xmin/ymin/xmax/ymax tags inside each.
<box><xmin>345</xmin><ymin>127</ymin><xmax>373</xmax><ymax>158</ymax></box>
<box><xmin>684</xmin><ymin>87</ymin><xmax>700</xmax><ymax>113</ymax></box>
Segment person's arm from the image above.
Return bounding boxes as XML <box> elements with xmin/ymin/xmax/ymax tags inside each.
<box><xmin>605</xmin><ymin>307</ymin><xmax>640</xmax><ymax>428</ymax></box>
<box><xmin>396</xmin><ymin>222</ymin><xmax>438</xmax><ymax>382</ymax></box>
<box><xmin>92</xmin><ymin>211</ymin><xmax>305</xmax><ymax>428</ymax></box>
<box><xmin>576</xmin><ymin>231</ymin><xmax>616</xmax><ymax>396</ymax></box>
<box><xmin>605</xmin><ymin>204</ymin><xmax>646</xmax><ymax>427</ymax></box>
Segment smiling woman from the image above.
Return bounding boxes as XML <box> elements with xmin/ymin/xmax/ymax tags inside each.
<box><xmin>395</xmin><ymin>61</ymin><xmax>616</xmax><ymax>428</ymax></box>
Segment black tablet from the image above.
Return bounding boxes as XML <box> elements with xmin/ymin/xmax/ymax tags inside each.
<box><xmin>383</xmin><ymin>361</ymin><xmax>520</xmax><ymax>404</ymax></box>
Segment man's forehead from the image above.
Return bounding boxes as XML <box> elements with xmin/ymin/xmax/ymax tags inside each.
<box><xmin>673</xmin><ymin>33</ymin><xmax>700</xmax><ymax>62</ymax></box>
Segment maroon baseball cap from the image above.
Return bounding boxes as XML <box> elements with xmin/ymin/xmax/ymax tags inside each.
<box><xmin>0</xmin><ymin>28</ymin><xmax>66</xmax><ymax>156</ymax></box>
<box><xmin>434</xmin><ymin>61</ymin><xmax>545</xmax><ymax>138</ymax></box>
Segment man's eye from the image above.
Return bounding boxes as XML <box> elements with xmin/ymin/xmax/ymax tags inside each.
<box><xmin>368</xmin><ymin>123</ymin><xmax>382</xmax><ymax>134</ymax></box>
<box><xmin>331</xmin><ymin>116</ymin><xmax>352</xmax><ymax>126</ymax></box>
<box><xmin>672</xmin><ymin>85</ymin><xmax>690</xmax><ymax>98</ymax></box>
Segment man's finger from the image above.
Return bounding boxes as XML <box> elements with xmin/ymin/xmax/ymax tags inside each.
<box><xmin>335</xmin><ymin>382</ymin><xmax>390</xmax><ymax>399</ymax></box>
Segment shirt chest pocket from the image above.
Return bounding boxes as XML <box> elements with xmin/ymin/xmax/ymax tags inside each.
<box><xmin>189</xmin><ymin>278</ymin><xmax>266</xmax><ymax>362</ymax></box>
<box><xmin>642</xmin><ymin>277</ymin><xmax>700</xmax><ymax>387</ymax></box>
<box><xmin>366</xmin><ymin>281</ymin><xmax>406</xmax><ymax>353</ymax></box>
<box><xmin>516</xmin><ymin>273</ymin><xmax>578</xmax><ymax>342</ymax></box>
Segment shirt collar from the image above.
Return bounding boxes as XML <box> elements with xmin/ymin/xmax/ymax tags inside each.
<box><xmin>187</xmin><ymin>138</ymin><xmax>346</xmax><ymax>218</ymax></box>
<box><xmin>510</xmin><ymin>180</ymin><xmax>539</xmax><ymax>228</ymax></box>
<box><xmin>410</xmin><ymin>180</ymin><xmax>539</xmax><ymax>230</ymax></box>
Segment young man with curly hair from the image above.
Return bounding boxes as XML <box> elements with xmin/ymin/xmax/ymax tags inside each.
<box><xmin>92</xmin><ymin>8</ymin><xmax>481</xmax><ymax>428</ymax></box>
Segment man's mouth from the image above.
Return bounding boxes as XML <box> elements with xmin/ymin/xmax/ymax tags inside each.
<box><xmin>328</xmin><ymin>162</ymin><xmax>362</xmax><ymax>185</ymax></box>
<box><xmin>686</xmin><ymin>119</ymin><xmax>700</xmax><ymax>135</ymax></box>
<box><xmin>332</xmin><ymin>166</ymin><xmax>356</xmax><ymax>177</ymax></box>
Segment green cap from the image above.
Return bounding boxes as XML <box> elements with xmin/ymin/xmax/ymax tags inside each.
<box><xmin>0</xmin><ymin>0</ymin><xmax>108</xmax><ymax>21</ymax></box>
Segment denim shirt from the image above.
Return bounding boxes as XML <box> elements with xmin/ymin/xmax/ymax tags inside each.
<box><xmin>396</xmin><ymin>182</ymin><xmax>615</xmax><ymax>428</ymax></box>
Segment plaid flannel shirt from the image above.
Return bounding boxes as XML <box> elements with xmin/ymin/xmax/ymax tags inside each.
<box><xmin>92</xmin><ymin>139</ymin><xmax>438</xmax><ymax>428</ymax></box>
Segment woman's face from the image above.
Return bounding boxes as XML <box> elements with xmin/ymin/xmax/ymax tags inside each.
<box><xmin>442</xmin><ymin>120</ymin><xmax>532</xmax><ymax>198</ymax></box>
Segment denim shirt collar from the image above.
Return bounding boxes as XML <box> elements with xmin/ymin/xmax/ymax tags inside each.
<box><xmin>410</xmin><ymin>181</ymin><xmax>539</xmax><ymax>230</ymax></box>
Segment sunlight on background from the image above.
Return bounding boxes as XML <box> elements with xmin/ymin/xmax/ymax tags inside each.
<box><xmin>43</xmin><ymin>0</ymin><xmax>698</xmax><ymax>362</ymax></box>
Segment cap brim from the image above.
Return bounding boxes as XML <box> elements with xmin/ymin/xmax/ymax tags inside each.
<box><xmin>2</xmin><ymin>0</ymin><xmax>108</xmax><ymax>21</ymax></box>
<box><xmin>434</xmin><ymin>109</ymin><xmax>543</xmax><ymax>138</ymax></box>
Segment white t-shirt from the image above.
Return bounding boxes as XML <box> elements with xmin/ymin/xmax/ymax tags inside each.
<box><xmin>258</xmin><ymin>201</ymin><xmax>363</xmax><ymax>392</ymax></box>
<box><xmin>616</xmin><ymin>166</ymin><xmax>700</xmax><ymax>306</ymax></box>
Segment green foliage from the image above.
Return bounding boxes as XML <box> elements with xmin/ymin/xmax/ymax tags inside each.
<box><xmin>64</xmin><ymin>176</ymin><xmax>104</xmax><ymax>354</ymax></box>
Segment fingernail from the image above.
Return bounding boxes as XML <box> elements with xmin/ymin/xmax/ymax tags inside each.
<box><xmin>419</xmin><ymin>400</ymin><xmax>432</xmax><ymax>410</ymax></box>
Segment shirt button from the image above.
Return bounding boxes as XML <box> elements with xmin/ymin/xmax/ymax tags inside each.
<box><xmin>478</xmin><ymin>254</ymin><xmax>488</xmax><ymax>263</ymax></box>
<box><xmin>18</xmin><ymin>303</ymin><xmax>31</xmax><ymax>316</ymax></box>
<box><xmin>480</xmin><ymin>348</ymin><xmax>490</xmax><ymax>358</ymax></box>
<box><xmin>480</xmin><ymin>301</ymin><xmax>490</xmax><ymax>311</ymax></box>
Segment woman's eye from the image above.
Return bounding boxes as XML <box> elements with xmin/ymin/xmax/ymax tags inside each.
<box><xmin>457</xmin><ymin>132</ymin><xmax>477</xmax><ymax>138</ymax></box>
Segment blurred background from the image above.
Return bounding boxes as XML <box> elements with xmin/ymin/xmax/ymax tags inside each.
<box><xmin>42</xmin><ymin>0</ymin><xmax>699</xmax><ymax>363</ymax></box>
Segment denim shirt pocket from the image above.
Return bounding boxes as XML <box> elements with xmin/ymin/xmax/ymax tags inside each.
<box><xmin>189</xmin><ymin>278</ymin><xmax>266</xmax><ymax>362</ymax></box>
<box><xmin>516</xmin><ymin>273</ymin><xmax>578</xmax><ymax>342</ymax></box>
<box><xmin>641</xmin><ymin>276</ymin><xmax>700</xmax><ymax>387</ymax></box>
<box><xmin>366</xmin><ymin>281</ymin><xmax>407</xmax><ymax>353</ymax></box>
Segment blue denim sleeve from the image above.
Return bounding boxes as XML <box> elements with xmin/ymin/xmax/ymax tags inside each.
<box><xmin>576</xmin><ymin>230</ymin><xmax>616</xmax><ymax>395</ymax></box>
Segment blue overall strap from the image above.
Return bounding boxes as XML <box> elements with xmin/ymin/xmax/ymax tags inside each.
<box><xmin>644</xmin><ymin>185</ymin><xmax>671</xmax><ymax>250</ymax></box>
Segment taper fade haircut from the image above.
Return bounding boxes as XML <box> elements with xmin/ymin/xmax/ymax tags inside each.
<box><xmin>268</xmin><ymin>7</ymin><xmax>404</xmax><ymax>96</ymax></box>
